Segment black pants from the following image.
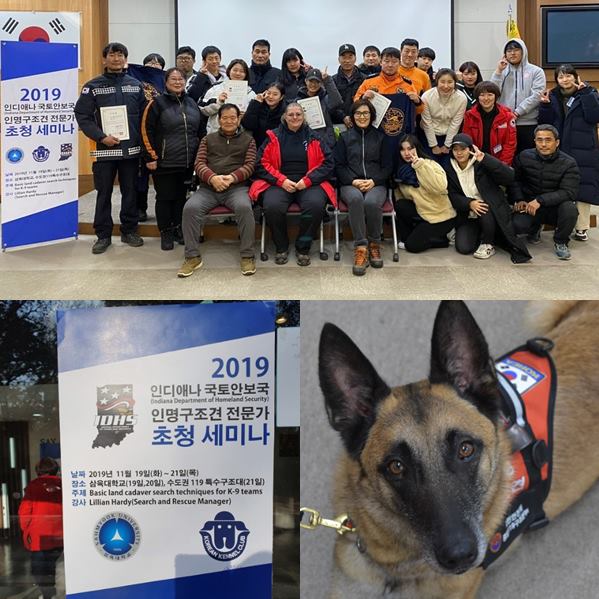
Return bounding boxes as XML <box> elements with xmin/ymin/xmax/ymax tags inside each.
<box><xmin>31</xmin><ymin>548</ymin><xmax>62</xmax><ymax>599</ymax></box>
<box><xmin>153</xmin><ymin>169</ymin><xmax>192</xmax><ymax>232</ymax></box>
<box><xmin>136</xmin><ymin>161</ymin><xmax>151</xmax><ymax>211</ymax></box>
<box><xmin>395</xmin><ymin>200</ymin><xmax>455</xmax><ymax>253</ymax></box>
<box><xmin>262</xmin><ymin>186</ymin><xmax>327</xmax><ymax>253</ymax></box>
<box><xmin>512</xmin><ymin>202</ymin><xmax>578</xmax><ymax>245</ymax></box>
<box><xmin>92</xmin><ymin>159</ymin><xmax>138</xmax><ymax>238</ymax></box>
<box><xmin>455</xmin><ymin>212</ymin><xmax>497</xmax><ymax>254</ymax></box>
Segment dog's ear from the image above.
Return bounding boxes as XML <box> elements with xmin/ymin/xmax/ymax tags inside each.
<box><xmin>319</xmin><ymin>323</ymin><xmax>391</xmax><ymax>458</ymax></box>
<box><xmin>429</xmin><ymin>301</ymin><xmax>500</xmax><ymax>421</ymax></box>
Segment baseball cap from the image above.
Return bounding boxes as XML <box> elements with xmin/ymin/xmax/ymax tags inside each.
<box><xmin>338</xmin><ymin>44</ymin><xmax>356</xmax><ymax>56</ymax></box>
<box><xmin>305</xmin><ymin>68</ymin><xmax>323</xmax><ymax>82</ymax></box>
<box><xmin>451</xmin><ymin>133</ymin><xmax>474</xmax><ymax>148</ymax></box>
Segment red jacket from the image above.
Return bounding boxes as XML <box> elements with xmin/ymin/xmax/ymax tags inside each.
<box><xmin>18</xmin><ymin>475</ymin><xmax>63</xmax><ymax>551</ymax></box>
<box><xmin>462</xmin><ymin>103</ymin><xmax>517</xmax><ymax>166</ymax></box>
<box><xmin>249</xmin><ymin>126</ymin><xmax>337</xmax><ymax>207</ymax></box>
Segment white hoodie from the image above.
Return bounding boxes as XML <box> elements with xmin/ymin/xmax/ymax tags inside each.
<box><xmin>490</xmin><ymin>38</ymin><xmax>546</xmax><ymax>127</ymax></box>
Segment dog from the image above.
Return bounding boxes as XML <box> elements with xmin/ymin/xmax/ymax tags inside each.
<box><xmin>317</xmin><ymin>301</ymin><xmax>599</xmax><ymax>599</ymax></box>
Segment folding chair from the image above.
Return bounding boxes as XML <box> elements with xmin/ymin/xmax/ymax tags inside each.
<box><xmin>331</xmin><ymin>187</ymin><xmax>399</xmax><ymax>262</ymax></box>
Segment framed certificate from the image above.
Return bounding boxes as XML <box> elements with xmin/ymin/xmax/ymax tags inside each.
<box><xmin>297</xmin><ymin>96</ymin><xmax>325</xmax><ymax>130</ymax></box>
<box><xmin>369</xmin><ymin>92</ymin><xmax>392</xmax><ymax>129</ymax></box>
<box><xmin>100</xmin><ymin>105</ymin><xmax>130</xmax><ymax>140</ymax></box>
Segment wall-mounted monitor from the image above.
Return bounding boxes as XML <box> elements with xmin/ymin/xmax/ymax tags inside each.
<box><xmin>542</xmin><ymin>5</ymin><xmax>599</xmax><ymax>68</ymax></box>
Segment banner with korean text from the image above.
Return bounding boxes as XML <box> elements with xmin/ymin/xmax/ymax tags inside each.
<box><xmin>57</xmin><ymin>302</ymin><xmax>276</xmax><ymax>598</ymax></box>
<box><xmin>1</xmin><ymin>41</ymin><xmax>78</xmax><ymax>250</ymax></box>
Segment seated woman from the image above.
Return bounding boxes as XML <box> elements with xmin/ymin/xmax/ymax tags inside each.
<box><xmin>241</xmin><ymin>82</ymin><xmax>286</xmax><ymax>148</ymax></box>
<box><xmin>279</xmin><ymin>48</ymin><xmax>309</xmax><ymax>99</ymax></box>
<box><xmin>334</xmin><ymin>99</ymin><xmax>392</xmax><ymax>275</ymax></box>
<box><xmin>456</xmin><ymin>61</ymin><xmax>483</xmax><ymax>109</ymax></box>
<box><xmin>201</xmin><ymin>59</ymin><xmax>256</xmax><ymax>134</ymax></box>
<box><xmin>445</xmin><ymin>133</ymin><xmax>531</xmax><ymax>262</ymax></box>
<box><xmin>394</xmin><ymin>134</ymin><xmax>456</xmax><ymax>253</ymax></box>
<box><xmin>249</xmin><ymin>102</ymin><xmax>335</xmax><ymax>266</ymax></box>
<box><xmin>142</xmin><ymin>67</ymin><xmax>202</xmax><ymax>250</ymax></box>
<box><xmin>462</xmin><ymin>81</ymin><xmax>517</xmax><ymax>165</ymax></box>
<box><xmin>295</xmin><ymin>67</ymin><xmax>343</xmax><ymax>148</ymax></box>
<box><xmin>420</xmin><ymin>68</ymin><xmax>468</xmax><ymax>168</ymax></box>
<box><xmin>538</xmin><ymin>63</ymin><xmax>599</xmax><ymax>241</ymax></box>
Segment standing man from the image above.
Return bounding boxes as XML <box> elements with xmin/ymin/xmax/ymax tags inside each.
<box><xmin>332</xmin><ymin>43</ymin><xmax>365</xmax><ymax>127</ymax></box>
<box><xmin>249</xmin><ymin>39</ymin><xmax>281</xmax><ymax>93</ymax></box>
<box><xmin>417</xmin><ymin>47</ymin><xmax>436</xmax><ymax>86</ymax></box>
<box><xmin>358</xmin><ymin>45</ymin><xmax>381</xmax><ymax>78</ymax></box>
<box><xmin>491</xmin><ymin>38</ymin><xmax>546</xmax><ymax>151</ymax></box>
<box><xmin>178</xmin><ymin>104</ymin><xmax>257</xmax><ymax>278</ymax></box>
<box><xmin>75</xmin><ymin>42</ymin><xmax>146</xmax><ymax>254</ymax></box>
<box><xmin>398</xmin><ymin>38</ymin><xmax>432</xmax><ymax>112</ymax></box>
<box><xmin>176</xmin><ymin>46</ymin><xmax>197</xmax><ymax>84</ymax></box>
<box><xmin>511</xmin><ymin>124</ymin><xmax>579</xmax><ymax>260</ymax></box>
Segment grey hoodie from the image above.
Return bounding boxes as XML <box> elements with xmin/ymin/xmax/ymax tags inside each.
<box><xmin>490</xmin><ymin>38</ymin><xmax>546</xmax><ymax>126</ymax></box>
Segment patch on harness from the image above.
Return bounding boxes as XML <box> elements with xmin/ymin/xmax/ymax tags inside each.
<box><xmin>496</xmin><ymin>357</ymin><xmax>545</xmax><ymax>394</ymax></box>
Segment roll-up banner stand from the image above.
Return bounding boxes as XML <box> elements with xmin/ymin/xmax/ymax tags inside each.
<box><xmin>57</xmin><ymin>302</ymin><xmax>276</xmax><ymax>598</ymax></box>
<box><xmin>1</xmin><ymin>41</ymin><xmax>78</xmax><ymax>250</ymax></box>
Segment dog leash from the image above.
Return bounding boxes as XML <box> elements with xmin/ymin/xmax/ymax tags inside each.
<box><xmin>300</xmin><ymin>507</ymin><xmax>357</xmax><ymax>535</ymax></box>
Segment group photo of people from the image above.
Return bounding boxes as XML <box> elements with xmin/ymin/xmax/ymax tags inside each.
<box><xmin>75</xmin><ymin>33</ymin><xmax>599</xmax><ymax>278</ymax></box>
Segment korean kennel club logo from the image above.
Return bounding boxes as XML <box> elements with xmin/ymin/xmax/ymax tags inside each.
<box><xmin>200</xmin><ymin>511</ymin><xmax>250</xmax><ymax>561</ymax></box>
<box><xmin>92</xmin><ymin>385</ymin><xmax>137</xmax><ymax>448</ymax></box>
<box><xmin>94</xmin><ymin>512</ymin><xmax>140</xmax><ymax>560</ymax></box>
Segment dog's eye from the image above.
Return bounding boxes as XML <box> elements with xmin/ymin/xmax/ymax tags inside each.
<box><xmin>458</xmin><ymin>441</ymin><xmax>476</xmax><ymax>460</ymax></box>
<box><xmin>387</xmin><ymin>459</ymin><xmax>406</xmax><ymax>477</ymax></box>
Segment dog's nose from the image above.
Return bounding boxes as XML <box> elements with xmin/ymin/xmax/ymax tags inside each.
<box><xmin>435</xmin><ymin>535</ymin><xmax>478</xmax><ymax>572</ymax></box>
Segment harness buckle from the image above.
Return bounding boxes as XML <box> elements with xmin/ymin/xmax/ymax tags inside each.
<box><xmin>526</xmin><ymin>337</ymin><xmax>554</xmax><ymax>356</ymax></box>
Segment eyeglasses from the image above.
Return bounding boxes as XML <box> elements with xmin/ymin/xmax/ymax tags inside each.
<box><xmin>177</xmin><ymin>56</ymin><xmax>194</xmax><ymax>61</ymax></box>
<box><xmin>286</xmin><ymin>113</ymin><xmax>304</xmax><ymax>118</ymax></box>
<box><xmin>354</xmin><ymin>111</ymin><xmax>370</xmax><ymax>117</ymax></box>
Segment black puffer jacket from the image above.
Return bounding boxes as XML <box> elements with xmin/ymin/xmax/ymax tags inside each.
<box><xmin>509</xmin><ymin>149</ymin><xmax>580</xmax><ymax>206</ymax></box>
<box><xmin>241</xmin><ymin>98</ymin><xmax>285</xmax><ymax>149</ymax></box>
<box><xmin>446</xmin><ymin>154</ymin><xmax>531</xmax><ymax>263</ymax></box>
<box><xmin>332</xmin><ymin>67</ymin><xmax>365</xmax><ymax>123</ymax></box>
<box><xmin>141</xmin><ymin>91</ymin><xmax>202</xmax><ymax>170</ymax></box>
<box><xmin>74</xmin><ymin>71</ymin><xmax>146</xmax><ymax>161</ymax></box>
<box><xmin>334</xmin><ymin>125</ymin><xmax>392</xmax><ymax>186</ymax></box>
<box><xmin>538</xmin><ymin>85</ymin><xmax>599</xmax><ymax>204</ymax></box>
<box><xmin>249</xmin><ymin>62</ymin><xmax>281</xmax><ymax>94</ymax></box>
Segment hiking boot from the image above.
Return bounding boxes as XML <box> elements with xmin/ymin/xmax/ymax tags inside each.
<box><xmin>92</xmin><ymin>237</ymin><xmax>111</xmax><ymax>254</ymax></box>
<box><xmin>295</xmin><ymin>251</ymin><xmax>311</xmax><ymax>267</ymax></box>
<box><xmin>473</xmin><ymin>243</ymin><xmax>496</xmax><ymax>260</ymax></box>
<box><xmin>274</xmin><ymin>251</ymin><xmax>289</xmax><ymax>265</ymax></box>
<box><xmin>573</xmin><ymin>229</ymin><xmax>588</xmax><ymax>242</ymax></box>
<box><xmin>138</xmin><ymin>209</ymin><xmax>148</xmax><ymax>222</ymax></box>
<box><xmin>368</xmin><ymin>242</ymin><xmax>383</xmax><ymax>268</ymax></box>
<box><xmin>173</xmin><ymin>225</ymin><xmax>185</xmax><ymax>245</ymax></box>
<box><xmin>240</xmin><ymin>256</ymin><xmax>256</xmax><ymax>276</ymax></box>
<box><xmin>527</xmin><ymin>226</ymin><xmax>542</xmax><ymax>244</ymax></box>
<box><xmin>177</xmin><ymin>256</ymin><xmax>203</xmax><ymax>278</ymax></box>
<box><xmin>160</xmin><ymin>229</ymin><xmax>174</xmax><ymax>251</ymax></box>
<box><xmin>121</xmin><ymin>232</ymin><xmax>144</xmax><ymax>247</ymax></box>
<box><xmin>353</xmin><ymin>246</ymin><xmax>369</xmax><ymax>276</ymax></box>
<box><xmin>554</xmin><ymin>242</ymin><xmax>571</xmax><ymax>260</ymax></box>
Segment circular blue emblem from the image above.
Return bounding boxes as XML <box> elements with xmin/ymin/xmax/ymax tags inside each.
<box><xmin>6</xmin><ymin>148</ymin><xmax>24</xmax><ymax>164</ymax></box>
<box><xmin>32</xmin><ymin>146</ymin><xmax>50</xmax><ymax>163</ymax></box>
<box><xmin>94</xmin><ymin>512</ymin><xmax>140</xmax><ymax>560</ymax></box>
<box><xmin>200</xmin><ymin>511</ymin><xmax>250</xmax><ymax>561</ymax></box>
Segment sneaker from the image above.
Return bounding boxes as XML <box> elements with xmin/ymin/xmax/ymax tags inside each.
<box><xmin>92</xmin><ymin>237</ymin><xmax>111</xmax><ymax>254</ymax></box>
<box><xmin>138</xmin><ymin>209</ymin><xmax>148</xmax><ymax>222</ymax></box>
<box><xmin>160</xmin><ymin>229</ymin><xmax>174</xmax><ymax>251</ymax></box>
<box><xmin>274</xmin><ymin>251</ymin><xmax>289</xmax><ymax>265</ymax></box>
<box><xmin>473</xmin><ymin>243</ymin><xmax>496</xmax><ymax>260</ymax></box>
<box><xmin>353</xmin><ymin>246</ymin><xmax>369</xmax><ymax>276</ymax></box>
<box><xmin>177</xmin><ymin>256</ymin><xmax>203</xmax><ymax>277</ymax></box>
<box><xmin>121</xmin><ymin>232</ymin><xmax>144</xmax><ymax>247</ymax></box>
<box><xmin>295</xmin><ymin>251</ymin><xmax>311</xmax><ymax>267</ymax></box>
<box><xmin>554</xmin><ymin>242</ymin><xmax>571</xmax><ymax>260</ymax></box>
<box><xmin>573</xmin><ymin>229</ymin><xmax>588</xmax><ymax>242</ymax></box>
<box><xmin>240</xmin><ymin>256</ymin><xmax>256</xmax><ymax>276</ymax></box>
<box><xmin>447</xmin><ymin>228</ymin><xmax>456</xmax><ymax>246</ymax></box>
<box><xmin>527</xmin><ymin>227</ymin><xmax>542</xmax><ymax>244</ymax></box>
<box><xmin>368</xmin><ymin>242</ymin><xmax>383</xmax><ymax>268</ymax></box>
<box><xmin>398</xmin><ymin>241</ymin><xmax>406</xmax><ymax>250</ymax></box>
